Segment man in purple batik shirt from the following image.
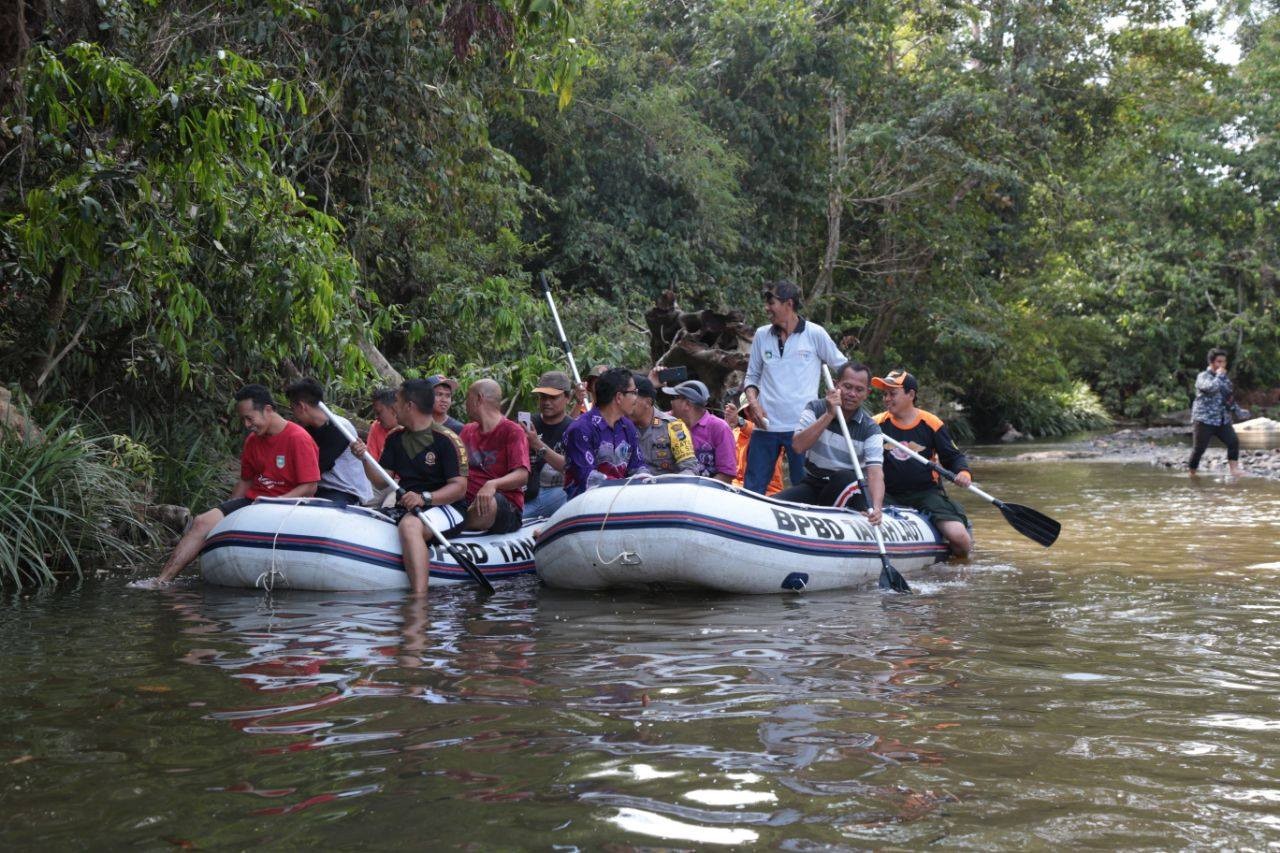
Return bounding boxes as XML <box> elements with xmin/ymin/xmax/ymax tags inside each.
<box><xmin>563</xmin><ymin>367</ymin><xmax>649</xmax><ymax>498</ymax></box>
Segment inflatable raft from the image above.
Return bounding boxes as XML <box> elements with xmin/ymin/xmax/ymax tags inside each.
<box><xmin>199</xmin><ymin>498</ymin><xmax>538</xmax><ymax>591</ymax></box>
<box><xmin>534</xmin><ymin>476</ymin><xmax>950</xmax><ymax>593</ymax></box>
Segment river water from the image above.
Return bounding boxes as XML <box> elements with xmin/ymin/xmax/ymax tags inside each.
<box><xmin>3</xmin><ymin>460</ymin><xmax>1280</xmax><ymax>848</ymax></box>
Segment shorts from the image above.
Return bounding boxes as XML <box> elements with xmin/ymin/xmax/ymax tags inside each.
<box><xmin>380</xmin><ymin>502</ymin><xmax>467</xmax><ymax>538</ymax></box>
<box><xmin>886</xmin><ymin>487</ymin><xmax>969</xmax><ymax>526</ymax></box>
<box><xmin>217</xmin><ymin>497</ymin><xmax>253</xmax><ymax>517</ymax></box>
<box><xmin>485</xmin><ymin>493</ymin><xmax>524</xmax><ymax>535</ymax></box>
<box><xmin>315</xmin><ymin>487</ymin><xmax>361</xmax><ymax>506</ymax></box>
<box><xmin>775</xmin><ymin>471</ymin><xmax>869</xmax><ymax>511</ymax></box>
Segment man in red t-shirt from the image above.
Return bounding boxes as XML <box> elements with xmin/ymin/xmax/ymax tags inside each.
<box><xmin>145</xmin><ymin>384</ymin><xmax>320</xmax><ymax>586</ymax></box>
<box><xmin>459</xmin><ymin>378</ymin><xmax>529</xmax><ymax>534</ymax></box>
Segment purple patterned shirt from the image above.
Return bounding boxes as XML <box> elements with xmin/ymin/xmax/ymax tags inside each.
<box><xmin>563</xmin><ymin>408</ymin><xmax>648</xmax><ymax>498</ymax></box>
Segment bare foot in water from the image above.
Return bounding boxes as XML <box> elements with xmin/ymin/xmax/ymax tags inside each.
<box><xmin>127</xmin><ymin>577</ymin><xmax>172</xmax><ymax>590</ymax></box>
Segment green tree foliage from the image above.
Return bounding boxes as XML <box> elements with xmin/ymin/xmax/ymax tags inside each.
<box><xmin>3</xmin><ymin>0</ymin><xmax>1279</xmax><ymax>446</ymax></box>
<box><xmin>505</xmin><ymin>0</ymin><xmax>1279</xmax><ymax>430</ymax></box>
<box><xmin>1</xmin><ymin>41</ymin><xmax>385</xmax><ymax>404</ymax></box>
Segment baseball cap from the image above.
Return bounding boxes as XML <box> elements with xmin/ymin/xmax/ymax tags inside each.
<box><xmin>871</xmin><ymin>369</ymin><xmax>918</xmax><ymax>393</ymax></box>
<box><xmin>662</xmin><ymin>379</ymin><xmax>710</xmax><ymax>406</ymax></box>
<box><xmin>633</xmin><ymin>374</ymin><xmax>656</xmax><ymax>400</ymax></box>
<box><xmin>532</xmin><ymin>370</ymin><xmax>571</xmax><ymax>396</ymax></box>
<box><xmin>585</xmin><ymin>364</ymin><xmax>609</xmax><ymax>387</ymax></box>
<box><xmin>427</xmin><ymin>374</ymin><xmax>459</xmax><ymax>392</ymax></box>
<box><xmin>762</xmin><ymin>280</ymin><xmax>803</xmax><ymax>308</ymax></box>
<box><xmin>401</xmin><ymin>375</ymin><xmax>442</xmax><ymax>409</ymax></box>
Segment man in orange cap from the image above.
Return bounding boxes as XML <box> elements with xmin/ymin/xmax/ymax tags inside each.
<box><xmin>872</xmin><ymin>369</ymin><xmax>972</xmax><ymax>556</ymax></box>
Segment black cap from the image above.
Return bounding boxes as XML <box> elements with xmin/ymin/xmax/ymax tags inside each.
<box><xmin>633</xmin><ymin>374</ymin><xmax>656</xmax><ymax>400</ymax></box>
<box><xmin>763</xmin><ymin>279</ymin><xmax>802</xmax><ymax>309</ymax></box>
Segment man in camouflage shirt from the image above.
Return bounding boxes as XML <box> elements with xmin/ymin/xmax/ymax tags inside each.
<box><xmin>1189</xmin><ymin>347</ymin><xmax>1245</xmax><ymax>476</ymax></box>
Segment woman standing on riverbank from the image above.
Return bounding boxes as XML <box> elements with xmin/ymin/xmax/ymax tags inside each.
<box><xmin>1189</xmin><ymin>347</ymin><xmax>1245</xmax><ymax>477</ymax></box>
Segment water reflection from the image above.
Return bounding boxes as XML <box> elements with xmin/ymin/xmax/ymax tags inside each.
<box><xmin>147</xmin><ymin>582</ymin><xmax>976</xmax><ymax>844</ymax></box>
<box><xmin>3</xmin><ymin>462</ymin><xmax>1280</xmax><ymax>847</ymax></box>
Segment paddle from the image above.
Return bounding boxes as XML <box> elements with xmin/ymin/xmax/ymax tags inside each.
<box><xmin>319</xmin><ymin>402</ymin><xmax>495</xmax><ymax>594</ymax></box>
<box><xmin>878</xmin><ymin>433</ymin><xmax>1060</xmax><ymax>547</ymax></box>
<box><xmin>540</xmin><ymin>271</ymin><xmax>591</xmax><ymax>409</ymax></box>
<box><xmin>822</xmin><ymin>365</ymin><xmax>911</xmax><ymax>593</ymax></box>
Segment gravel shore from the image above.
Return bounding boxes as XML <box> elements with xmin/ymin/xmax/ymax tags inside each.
<box><xmin>980</xmin><ymin>425</ymin><xmax>1280</xmax><ymax>482</ymax></box>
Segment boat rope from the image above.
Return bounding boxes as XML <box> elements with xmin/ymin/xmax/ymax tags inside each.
<box><xmin>594</xmin><ymin>475</ymin><xmax>644</xmax><ymax>566</ymax></box>
<box><xmin>256</xmin><ymin>499</ymin><xmax>302</xmax><ymax>592</ymax></box>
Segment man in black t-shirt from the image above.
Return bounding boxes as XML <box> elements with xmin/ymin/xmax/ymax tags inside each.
<box><xmin>350</xmin><ymin>377</ymin><xmax>468</xmax><ymax>596</ymax></box>
<box><xmin>285</xmin><ymin>378</ymin><xmax>373</xmax><ymax>505</ymax></box>
<box><xmin>522</xmin><ymin>370</ymin><xmax>573</xmax><ymax>519</ymax></box>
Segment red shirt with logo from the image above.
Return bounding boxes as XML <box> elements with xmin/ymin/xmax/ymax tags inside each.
<box><xmin>459</xmin><ymin>418</ymin><xmax>530</xmax><ymax>510</ymax></box>
<box><xmin>240</xmin><ymin>421</ymin><xmax>321</xmax><ymax>498</ymax></box>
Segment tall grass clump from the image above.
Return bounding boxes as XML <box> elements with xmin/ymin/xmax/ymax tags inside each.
<box><xmin>125</xmin><ymin>410</ymin><xmax>239</xmax><ymax>510</ymax></box>
<box><xmin>1007</xmin><ymin>381</ymin><xmax>1114</xmax><ymax>438</ymax></box>
<box><xmin>0</xmin><ymin>415</ymin><xmax>156</xmax><ymax>586</ymax></box>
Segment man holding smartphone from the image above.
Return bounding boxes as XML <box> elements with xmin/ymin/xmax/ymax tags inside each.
<box><xmin>522</xmin><ymin>370</ymin><xmax>574</xmax><ymax>519</ymax></box>
<box><xmin>662</xmin><ymin>379</ymin><xmax>737</xmax><ymax>483</ymax></box>
<box><xmin>742</xmin><ymin>280</ymin><xmax>846</xmax><ymax>493</ymax></box>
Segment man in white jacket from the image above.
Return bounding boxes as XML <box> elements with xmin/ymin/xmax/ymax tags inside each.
<box><xmin>741</xmin><ymin>280</ymin><xmax>845</xmax><ymax>493</ymax></box>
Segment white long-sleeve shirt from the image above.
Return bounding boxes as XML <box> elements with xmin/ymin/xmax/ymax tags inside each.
<box><xmin>743</xmin><ymin>318</ymin><xmax>845</xmax><ymax>433</ymax></box>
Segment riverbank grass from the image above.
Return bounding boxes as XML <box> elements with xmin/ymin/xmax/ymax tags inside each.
<box><xmin>0</xmin><ymin>416</ymin><xmax>156</xmax><ymax>586</ymax></box>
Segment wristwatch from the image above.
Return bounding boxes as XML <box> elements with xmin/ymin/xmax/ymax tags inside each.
<box><xmin>536</xmin><ymin>446</ymin><xmax>548</xmax><ymax>460</ymax></box>
<box><xmin>421</xmin><ymin>490</ymin><xmax>432</xmax><ymax>506</ymax></box>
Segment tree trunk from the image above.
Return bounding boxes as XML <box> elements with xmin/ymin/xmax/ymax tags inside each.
<box><xmin>0</xmin><ymin>0</ymin><xmax>27</xmax><ymax>111</ymax></box>
<box><xmin>811</xmin><ymin>88</ymin><xmax>847</xmax><ymax>325</ymax></box>
<box><xmin>863</xmin><ymin>294</ymin><xmax>901</xmax><ymax>364</ymax></box>
<box><xmin>645</xmin><ymin>294</ymin><xmax>752</xmax><ymax>408</ymax></box>
<box><xmin>27</xmin><ymin>258</ymin><xmax>68</xmax><ymax>393</ymax></box>
<box><xmin>358</xmin><ymin>338</ymin><xmax>404</xmax><ymax>387</ymax></box>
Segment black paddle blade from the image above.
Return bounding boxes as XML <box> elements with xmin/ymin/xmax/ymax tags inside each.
<box><xmin>877</xmin><ymin>556</ymin><xmax>912</xmax><ymax>593</ymax></box>
<box><xmin>998</xmin><ymin>501</ymin><xmax>1061</xmax><ymax>547</ymax></box>
<box><xmin>448</xmin><ymin>543</ymin><xmax>496</xmax><ymax>594</ymax></box>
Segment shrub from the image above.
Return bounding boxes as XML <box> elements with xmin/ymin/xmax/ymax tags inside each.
<box><xmin>1005</xmin><ymin>381</ymin><xmax>1114</xmax><ymax>438</ymax></box>
<box><xmin>124</xmin><ymin>411</ymin><xmax>239</xmax><ymax>511</ymax></box>
<box><xmin>0</xmin><ymin>415</ymin><xmax>157</xmax><ymax>586</ymax></box>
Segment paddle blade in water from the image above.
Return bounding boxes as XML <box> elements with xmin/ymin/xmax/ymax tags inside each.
<box><xmin>1000</xmin><ymin>502</ymin><xmax>1061</xmax><ymax>547</ymax></box>
<box><xmin>877</xmin><ymin>557</ymin><xmax>912</xmax><ymax>593</ymax></box>
<box><xmin>448</xmin><ymin>542</ymin><xmax>496</xmax><ymax>594</ymax></box>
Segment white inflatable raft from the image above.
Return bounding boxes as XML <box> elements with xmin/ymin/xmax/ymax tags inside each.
<box><xmin>199</xmin><ymin>498</ymin><xmax>538</xmax><ymax>591</ymax></box>
<box><xmin>534</xmin><ymin>476</ymin><xmax>950</xmax><ymax>594</ymax></box>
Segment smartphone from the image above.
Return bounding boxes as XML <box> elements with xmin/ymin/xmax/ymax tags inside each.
<box><xmin>656</xmin><ymin>365</ymin><xmax>688</xmax><ymax>385</ymax></box>
<box><xmin>517</xmin><ymin>411</ymin><xmax>533</xmax><ymax>429</ymax></box>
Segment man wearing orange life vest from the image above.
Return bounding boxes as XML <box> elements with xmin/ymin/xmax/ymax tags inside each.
<box><xmin>724</xmin><ymin>396</ymin><xmax>785</xmax><ymax>495</ymax></box>
<box><xmin>872</xmin><ymin>370</ymin><xmax>973</xmax><ymax>556</ymax></box>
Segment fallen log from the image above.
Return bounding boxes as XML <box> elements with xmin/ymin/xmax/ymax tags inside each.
<box><xmin>647</xmin><ymin>295</ymin><xmax>754</xmax><ymax>408</ymax></box>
